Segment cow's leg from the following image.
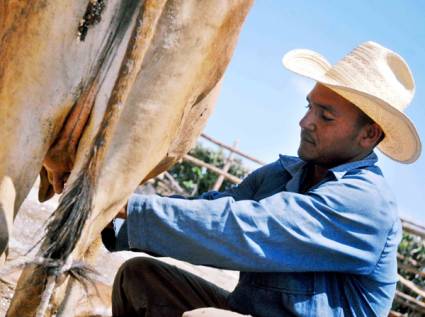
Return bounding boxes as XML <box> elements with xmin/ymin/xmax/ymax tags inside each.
<box><xmin>6</xmin><ymin>265</ymin><xmax>51</xmax><ymax>317</ymax></box>
<box><xmin>53</xmin><ymin>237</ymin><xmax>104</xmax><ymax>316</ymax></box>
<box><xmin>0</xmin><ymin>170</ymin><xmax>41</xmax><ymax>261</ymax></box>
<box><xmin>7</xmin><ymin>1</ymin><xmax>168</xmax><ymax>314</ymax></box>
<box><xmin>5</xmin><ymin>236</ymin><xmax>106</xmax><ymax>317</ymax></box>
<box><xmin>0</xmin><ymin>177</ymin><xmax>15</xmax><ymax>261</ymax></box>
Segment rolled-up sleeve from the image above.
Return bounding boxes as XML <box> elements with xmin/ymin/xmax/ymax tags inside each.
<box><xmin>125</xmin><ymin>170</ymin><xmax>396</xmax><ymax>274</ymax></box>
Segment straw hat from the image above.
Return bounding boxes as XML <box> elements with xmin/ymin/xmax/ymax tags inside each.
<box><xmin>282</xmin><ymin>41</ymin><xmax>421</xmax><ymax>164</ymax></box>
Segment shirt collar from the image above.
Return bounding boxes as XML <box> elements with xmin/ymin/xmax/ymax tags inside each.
<box><xmin>278</xmin><ymin>155</ymin><xmax>305</xmax><ymax>178</ymax></box>
<box><xmin>279</xmin><ymin>152</ymin><xmax>379</xmax><ymax>180</ymax></box>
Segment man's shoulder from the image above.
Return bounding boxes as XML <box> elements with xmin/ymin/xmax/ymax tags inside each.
<box><xmin>325</xmin><ymin>162</ymin><xmax>399</xmax><ymax>226</ymax></box>
<box><xmin>341</xmin><ymin>159</ymin><xmax>390</xmax><ymax>195</ymax></box>
<box><xmin>329</xmin><ymin>152</ymin><xmax>380</xmax><ymax>179</ymax></box>
<box><xmin>253</xmin><ymin>155</ymin><xmax>302</xmax><ymax>177</ymax></box>
<box><xmin>278</xmin><ymin>154</ymin><xmax>302</xmax><ymax>165</ymax></box>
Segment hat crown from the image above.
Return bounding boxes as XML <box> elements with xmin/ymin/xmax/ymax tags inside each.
<box><xmin>326</xmin><ymin>41</ymin><xmax>415</xmax><ymax>112</ymax></box>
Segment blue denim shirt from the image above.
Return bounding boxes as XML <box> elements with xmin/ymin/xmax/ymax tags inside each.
<box><xmin>118</xmin><ymin>152</ymin><xmax>401</xmax><ymax>316</ymax></box>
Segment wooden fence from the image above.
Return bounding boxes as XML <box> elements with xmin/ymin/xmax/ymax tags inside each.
<box><xmin>182</xmin><ymin>133</ymin><xmax>264</xmax><ymax>189</ymax></box>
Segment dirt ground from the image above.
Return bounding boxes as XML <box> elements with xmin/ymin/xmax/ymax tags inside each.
<box><xmin>0</xmin><ymin>185</ymin><xmax>239</xmax><ymax>316</ymax></box>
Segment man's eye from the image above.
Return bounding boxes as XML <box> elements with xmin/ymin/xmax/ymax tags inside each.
<box><xmin>321</xmin><ymin>115</ymin><xmax>334</xmax><ymax>121</ymax></box>
<box><xmin>305</xmin><ymin>103</ymin><xmax>312</xmax><ymax>110</ymax></box>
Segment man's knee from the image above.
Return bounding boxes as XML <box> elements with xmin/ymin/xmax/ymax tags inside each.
<box><xmin>117</xmin><ymin>257</ymin><xmax>162</xmax><ymax>278</ymax></box>
<box><xmin>113</xmin><ymin>257</ymin><xmax>176</xmax><ymax>314</ymax></box>
<box><xmin>114</xmin><ymin>256</ymin><xmax>165</xmax><ymax>292</ymax></box>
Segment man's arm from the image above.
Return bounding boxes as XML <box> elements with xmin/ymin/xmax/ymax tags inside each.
<box><xmin>103</xmin><ymin>162</ymin><xmax>263</xmax><ymax>252</ymax></box>
<box><xmin>123</xmin><ymin>170</ymin><xmax>398</xmax><ymax>274</ymax></box>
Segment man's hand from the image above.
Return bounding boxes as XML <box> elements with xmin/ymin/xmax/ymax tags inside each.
<box><xmin>102</xmin><ymin>203</ymin><xmax>128</xmax><ymax>252</ymax></box>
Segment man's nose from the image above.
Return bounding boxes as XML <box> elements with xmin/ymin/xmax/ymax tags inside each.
<box><xmin>299</xmin><ymin>111</ymin><xmax>316</xmax><ymax>131</ymax></box>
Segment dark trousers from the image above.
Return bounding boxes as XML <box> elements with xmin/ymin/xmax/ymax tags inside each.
<box><xmin>112</xmin><ymin>257</ymin><xmax>231</xmax><ymax>317</ymax></box>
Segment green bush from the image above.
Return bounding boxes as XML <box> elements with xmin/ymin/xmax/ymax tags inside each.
<box><xmin>393</xmin><ymin>231</ymin><xmax>425</xmax><ymax>315</ymax></box>
<box><xmin>168</xmin><ymin>143</ymin><xmax>250</xmax><ymax>196</ymax></box>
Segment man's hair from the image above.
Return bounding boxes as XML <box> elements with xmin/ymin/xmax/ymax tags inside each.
<box><xmin>356</xmin><ymin>110</ymin><xmax>385</xmax><ymax>145</ymax></box>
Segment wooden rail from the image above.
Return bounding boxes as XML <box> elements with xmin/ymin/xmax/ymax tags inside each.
<box><xmin>395</xmin><ymin>290</ymin><xmax>425</xmax><ymax>314</ymax></box>
<box><xmin>398</xmin><ymin>274</ymin><xmax>425</xmax><ymax>299</ymax></box>
<box><xmin>212</xmin><ymin>140</ymin><xmax>239</xmax><ymax>191</ymax></box>
<box><xmin>401</xmin><ymin>219</ymin><xmax>425</xmax><ymax>239</ymax></box>
<box><xmin>183</xmin><ymin>154</ymin><xmax>242</xmax><ymax>185</ymax></box>
<box><xmin>201</xmin><ymin>133</ymin><xmax>266</xmax><ymax>166</ymax></box>
<box><xmin>398</xmin><ymin>262</ymin><xmax>425</xmax><ymax>278</ymax></box>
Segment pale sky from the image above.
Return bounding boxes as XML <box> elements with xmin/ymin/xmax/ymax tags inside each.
<box><xmin>204</xmin><ymin>1</ymin><xmax>425</xmax><ymax>224</ymax></box>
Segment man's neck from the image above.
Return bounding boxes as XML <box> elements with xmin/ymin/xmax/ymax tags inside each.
<box><xmin>299</xmin><ymin>152</ymin><xmax>375</xmax><ymax>193</ymax></box>
<box><xmin>312</xmin><ymin>164</ymin><xmax>329</xmax><ymax>182</ymax></box>
<box><xmin>300</xmin><ymin>163</ymin><xmax>329</xmax><ymax>194</ymax></box>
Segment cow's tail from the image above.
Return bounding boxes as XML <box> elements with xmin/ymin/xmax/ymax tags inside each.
<box><xmin>33</xmin><ymin>1</ymin><xmax>168</xmax><ymax>315</ymax></box>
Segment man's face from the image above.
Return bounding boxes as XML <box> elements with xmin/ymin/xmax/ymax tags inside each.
<box><xmin>298</xmin><ymin>84</ymin><xmax>367</xmax><ymax>167</ymax></box>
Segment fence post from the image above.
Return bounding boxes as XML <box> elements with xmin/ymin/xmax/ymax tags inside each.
<box><xmin>212</xmin><ymin>140</ymin><xmax>239</xmax><ymax>191</ymax></box>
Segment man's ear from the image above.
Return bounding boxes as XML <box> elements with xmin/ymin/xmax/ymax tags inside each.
<box><xmin>360</xmin><ymin>123</ymin><xmax>384</xmax><ymax>148</ymax></box>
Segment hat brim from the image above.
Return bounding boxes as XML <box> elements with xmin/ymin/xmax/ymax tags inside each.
<box><xmin>282</xmin><ymin>49</ymin><xmax>422</xmax><ymax>164</ymax></box>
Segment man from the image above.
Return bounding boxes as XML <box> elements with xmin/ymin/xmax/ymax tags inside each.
<box><xmin>103</xmin><ymin>41</ymin><xmax>422</xmax><ymax>316</ymax></box>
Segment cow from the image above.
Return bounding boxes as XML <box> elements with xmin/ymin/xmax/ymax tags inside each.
<box><xmin>0</xmin><ymin>0</ymin><xmax>253</xmax><ymax>315</ymax></box>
